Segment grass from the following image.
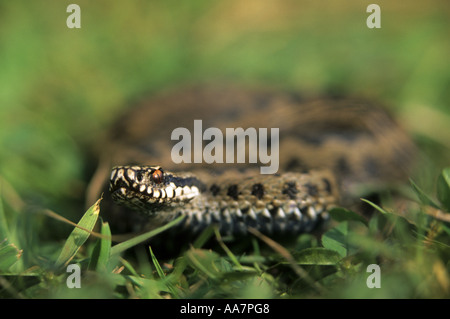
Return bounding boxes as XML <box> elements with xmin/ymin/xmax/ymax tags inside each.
<box><xmin>0</xmin><ymin>1</ymin><xmax>449</xmax><ymax>299</ymax></box>
<box><xmin>1</xmin><ymin>169</ymin><xmax>450</xmax><ymax>298</ymax></box>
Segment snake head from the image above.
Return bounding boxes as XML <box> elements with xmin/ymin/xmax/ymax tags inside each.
<box><xmin>109</xmin><ymin>165</ymin><xmax>202</xmax><ymax>212</ymax></box>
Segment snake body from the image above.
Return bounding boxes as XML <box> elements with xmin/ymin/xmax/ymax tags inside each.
<box><xmin>109</xmin><ymin>165</ymin><xmax>337</xmax><ymax>237</ymax></box>
<box><xmin>89</xmin><ymin>86</ymin><xmax>416</xmax><ymax>239</ymax></box>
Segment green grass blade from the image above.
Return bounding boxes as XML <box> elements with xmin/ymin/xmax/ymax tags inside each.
<box><xmin>110</xmin><ymin>215</ymin><xmax>184</xmax><ymax>256</ymax></box>
<box><xmin>329</xmin><ymin>207</ymin><xmax>368</xmax><ymax>226</ymax></box>
<box><xmin>192</xmin><ymin>224</ymin><xmax>215</xmax><ymax>249</ymax></box>
<box><xmin>360</xmin><ymin>198</ymin><xmax>390</xmax><ymax>215</ymax></box>
<box><xmin>294</xmin><ymin>247</ymin><xmax>342</xmax><ymax>265</ymax></box>
<box><xmin>321</xmin><ymin>222</ymin><xmax>349</xmax><ymax>258</ymax></box>
<box><xmin>55</xmin><ymin>199</ymin><xmax>101</xmax><ymax>268</ymax></box>
<box><xmin>213</xmin><ymin>228</ymin><xmax>242</xmax><ymax>270</ymax></box>
<box><xmin>118</xmin><ymin>257</ymin><xmax>140</xmax><ymax>277</ymax></box>
<box><xmin>437</xmin><ymin>167</ymin><xmax>450</xmax><ymax>211</ymax></box>
<box><xmin>88</xmin><ymin>220</ymin><xmax>112</xmax><ymax>272</ymax></box>
<box><xmin>149</xmin><ymin>246</ymin><xmax>180</xmax><ymax>298</ymax></box>
<box><xmin>185</xmin><ymin>248</ymin><xmax>221</xmax><ymax>280</ymax></box>
<box><xmin>409</xmin><ymin>178</ymin><xmax>440</xmax><ymax>208</ymax></box>
<box><xmin>149</xmin><ymin>246</ymin><xmax>165</xmax><ymax>280</ymax></box>
<box><xmin>0</xmin><ymin>240</ymin><xmax>22</xmax><ymax>272</ymax></box>
<box><xmin>0</xmin><ymin>195</ymin><xmax>10</xmax><ymax>242</ymax></box>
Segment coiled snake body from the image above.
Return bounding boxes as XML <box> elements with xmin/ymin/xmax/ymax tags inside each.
<box><xmin>89</xmin><ymin>86</ymin><xmax>415</xmax><ymax>239</ymax></box>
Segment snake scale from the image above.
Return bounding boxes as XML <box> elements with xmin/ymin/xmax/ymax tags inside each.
<box><xmin>88</xmin><ymin>86</ymin><xmax>416</xmax><ymax>241</ymax></box>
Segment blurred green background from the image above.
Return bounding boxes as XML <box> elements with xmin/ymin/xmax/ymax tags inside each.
<box><xmin>0</xmin><ymin>0</ymin><xmax>449</xmax><ymax>224</ymax></box>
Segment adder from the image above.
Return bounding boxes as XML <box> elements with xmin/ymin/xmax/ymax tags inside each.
<box><xmin>87</xmin><ymin>86</ymin><xmax>416</xmax><ymax>242</ymax></box>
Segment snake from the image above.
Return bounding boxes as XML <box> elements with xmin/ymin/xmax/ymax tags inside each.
<box><xmin>88</xmin><ymin>85</ymin><xmax>416</xmax><ymax>240</ymax></box>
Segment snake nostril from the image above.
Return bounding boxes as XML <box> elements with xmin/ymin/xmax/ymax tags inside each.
<box><xmin>136</xmin><ymin>171</ymin><xmax>144</xmax><ymax>182</ymax></box>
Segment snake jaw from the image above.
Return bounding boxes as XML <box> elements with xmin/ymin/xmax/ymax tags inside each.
<box><xmin>109</xmin><ymin>165</ymin><xmax>202</xmax><ymax>211</ymax></box>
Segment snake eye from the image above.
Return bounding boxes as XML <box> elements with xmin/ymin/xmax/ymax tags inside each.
<box><xmin>152</xmin><ymin>169</ymin><xmax>163</xmax><ymax>184</ymax></box>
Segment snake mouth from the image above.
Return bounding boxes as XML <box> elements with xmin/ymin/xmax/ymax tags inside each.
<box><xmin>109</xmin><ymin>165</ymin><xmax>202</xmax><ymax>210</ymax></box>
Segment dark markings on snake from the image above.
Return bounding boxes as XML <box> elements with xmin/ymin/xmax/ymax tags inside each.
<box><xmin>223</xmin><ymin>107</ymin><xmax>241</xmax><ymax>119</ymax></box>
<box><xmin>364</xmin><ymin>155</ymin><xmax>380</xmax><ymax>176</ymax></box>
<box><xmin>254</xmin><ymin>94</ymin><xmax>272</xmax><ymax>110</ymax></box>
<box><xmin>322</xmin><ymin>178</ymin><xmax>332</xmax><ymax>194</ymax></box>
<box><xmin>336</xmin><ymin>156</ymin><xmax>351</xmax><ymax>175</ymax></box>
<box><xmin>285</xmin><ymin>158</ymin><xmax>307</xmax><ymax>171</ymax></box>
<box><xmin>287</xmin><ymin>91</ymin><xmax>305</xmax><ymax>104</ymax></box>
<box><xmin>304</xmin><ymin>182</ymin><xmax>319</xmax><ymax>197</ymax></box>
<box><xmin>296</xmin><ymin>131</ymin><xmax>364</xmax><ymax>146</ymax></box>
<box><xmin>282</xmin><ymin>181</ymin><xmax>298</xmax><ymax>200</ymax></box>
<box><xmin>299</xmin><ymin>206</ymin><xmax>309</xmax><ymax>216</ymax></box>
<box><xmin>209</xmin><ymin>184</ymin><xmax>221</xmax><ymax>196</ymax></box>
<box><xmin>227</xmin><ymin>184</ymin><xmax>240</xmax><ymax>200</ymax></box>
<box><xmin>251</xmin><ymin>183</ymin><xmax>264</xmax><ymax>199</ymax></box>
